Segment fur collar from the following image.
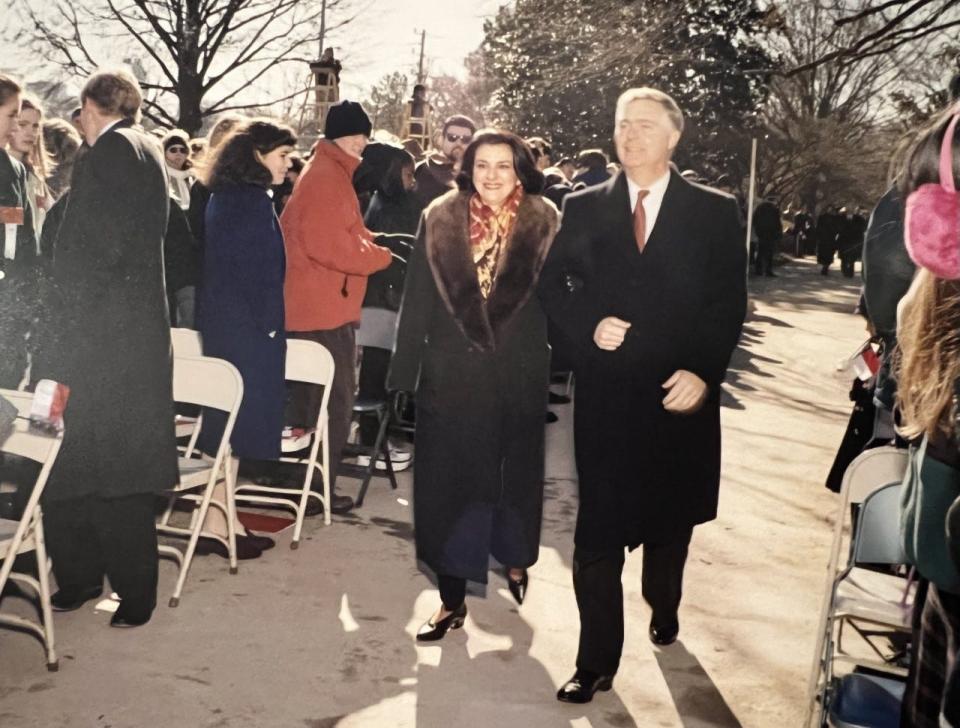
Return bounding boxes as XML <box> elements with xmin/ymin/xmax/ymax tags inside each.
<box><xmin>424</xmin><ymin>190</ymin><xmax>558</xmax><ymax>351</ymax></box>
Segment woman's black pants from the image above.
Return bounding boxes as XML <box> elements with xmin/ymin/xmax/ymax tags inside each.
<box><xmin>438</xmin><ymin>574</ymin><xmax>466</xmax><ymax>610</ymax></box>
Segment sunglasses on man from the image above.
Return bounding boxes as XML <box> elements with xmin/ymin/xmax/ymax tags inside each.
<box><xmin>444</xmin><ymin>132</ymin><xmax>472</xmax><ymax>144</ymax></box>
<box><xmin>167</xmin><ymin>145</ymin><xmax>189</xmax><ymax>154</ymax></box>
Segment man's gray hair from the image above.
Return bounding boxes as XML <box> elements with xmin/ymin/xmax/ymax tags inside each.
<box><xmin>615</xmin><ymin>88</ymin><xmax>684</xmax><ymax>133</ymax></box>
<box><xmin>81</xmin><ymin>68</ymin><xmax>143</xmax><ymax>123</ymax></box>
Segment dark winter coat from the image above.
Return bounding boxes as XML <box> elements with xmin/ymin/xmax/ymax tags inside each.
<box><xmin>538</xmin><ymin>171</ymin><xmax>746</xmax><ymax>550</ymax></box>
<box><xmin>163</xmin><ymin>200</ymin><xmax>200</xmax><ymax>295</ymax></box>
<box><xmin>838</xmin><ymin>214</ymin><xmax>867</xmax><ymax>262</ymax></box>
<box><xmin>0</xmin><ymin>149</ymin><xmax>39</xmax><ymax>385</ymax></box>
<box><xmin>863</xmin><ymin>186</ymin><xmax>914</xmax><ymax>341</ymax></box>
<box><xmin>816</xmin><ymin>211</ymin><xmax>841</xmax><ymax>265</ymax></box>
<box><xmin>413</xmin><ymin>156</ymin><xmax>456</xmax><ymax>208</ymax></box>
<box><xmin>197</xmin><ymin>184</ymin><xmax>286</xmax><ymax>461</ymax></box>
<box><xmin>388</xmin><ymin>190</ymin><xmax>559</xmax><ymax>583</ymax></box>
<box><xmin>753</xmin><ymin>200</ymin><xmax>782</xmax><ymax>243</ymax></box>
<box><xmin>364</xmin><ymin>190</ymin><xmax>423</xmax><ymax>236</ymax></box>
<box><xmin>38</xmin><ymin>120</ymin><xmax>178</xmax><ymax>501</ymax></box>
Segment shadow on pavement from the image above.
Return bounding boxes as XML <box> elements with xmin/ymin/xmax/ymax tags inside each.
<box><xmin>654</xmin><ymin>641</ymin><xmax>743</xmax><ymax>728</ymax></box>
<box><xmin>414</xmin><ymin>596</ymin><xmax>639</xmax><ymax>728</ymax></box>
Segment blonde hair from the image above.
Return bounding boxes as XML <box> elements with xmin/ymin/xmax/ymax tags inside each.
<box><xmin>207</xmin><ymin>113</ymin><xmax>244</xmax><ymax>149</ymax></box>
<box><xmin>81</xmin><ymin>69</ymin><xmax>142</xmax><ymax>123</ymax></box>
<box><xmin>615</xmin><ymin>87</ymin><xmax>684</xmax><ymax>133</ymax></box>
<box><xmin>18</xmin><ymin>95</ymin><xmax>53</xmax><ymax>181</ymax></box>
<box><xmin>896</xmin><ymin>268</ymin><xmax>960</xmax><ymax>440</ymax></box>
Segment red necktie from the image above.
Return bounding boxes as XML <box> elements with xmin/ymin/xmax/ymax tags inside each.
<box><xmin>634</xmin><ymin>190</ymin><xmax>650</xmax><ymax>252</ymax></box>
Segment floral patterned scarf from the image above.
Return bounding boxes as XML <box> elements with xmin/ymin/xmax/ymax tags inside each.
<box><xmin>469</xmin><ymin>184</ymin><xmax>523</xmax><ymax>299</ymax></box>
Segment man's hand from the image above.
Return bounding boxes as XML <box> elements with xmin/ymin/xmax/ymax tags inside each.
<box><xmin>593</xmin><ymin>317</ymin><xmax>631</xmax><ymax>351</ymax></box>
<box><xmin>662</xmin><ymin>370</ymin><xmax>708</xmax><ymax>414</ymax></box>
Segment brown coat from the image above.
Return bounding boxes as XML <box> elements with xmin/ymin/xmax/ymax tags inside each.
<box><xmin>388</xmin><ymin>190</ymin><xmax>558</xmax><ymax>582</ymax></box>
<box><xmin>281</xmin><ymin>141</ymin><xmax>392</xmax><ymax>332</ymax></box>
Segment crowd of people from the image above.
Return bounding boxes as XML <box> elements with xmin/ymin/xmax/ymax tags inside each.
<box><xmin>1</xmin><ymin>61</ymin><xmax>960</xmax><ymax>723</ymax></box>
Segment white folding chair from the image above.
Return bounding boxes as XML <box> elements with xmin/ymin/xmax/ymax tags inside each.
<box><xmin>157</xmin><ymin>355</ymin><xmax>243</xmax><ymax>607</ymax></box>
<box><xmin>806</xmin><ymin>447</ymin><xmax>912</xmax><ymax>727</ymax></box>
<box><xmin>0</xmin><ymin>389</ymin><xmax>62</xmax><ymax>671</ymax></box>
<box><xmin>170</xmin><ymin>328</ymin><xmax>204</xmax><ymax>451</ymax></box>
<box><xmin>234</xmin><ymin>339</ymin><xmax>334</xmax><ymax>544</ymax></box>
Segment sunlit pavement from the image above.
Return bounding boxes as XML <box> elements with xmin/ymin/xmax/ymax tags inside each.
<box><xmin>0</xmin><ymin>258</ymin><xmax>864</xmax><ymax>727</ymax></box>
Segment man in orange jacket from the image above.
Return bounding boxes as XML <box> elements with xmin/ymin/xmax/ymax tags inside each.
<box><xmin>281</xmin><ymin>100</ymin><xmax>393</xmax><ymax>512</ymax></box>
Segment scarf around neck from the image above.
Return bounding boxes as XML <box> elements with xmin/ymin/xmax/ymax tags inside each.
<box><xmin>469</xmin><ymin>184</ymin><xmax>523</xmax><ymax>298</ymax></box>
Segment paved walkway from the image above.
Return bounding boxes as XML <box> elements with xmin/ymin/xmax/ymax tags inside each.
<box><xmin>0</xmin><ymin>259</ymin><xmax>864</xmax><ymax>727</ymax></box>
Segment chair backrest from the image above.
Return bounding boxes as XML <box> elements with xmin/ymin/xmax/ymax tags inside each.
<box><xmin>852</xmin><ymin>482</ymin><xmax>906</xmax><ymax>565</ymax></box>
<box><xmin>842</xmin><ymin>447</ymin><xmax>909</xmax><ymax>505</ymax></box>
<box><xmin>172</xmin><ymin>355</ymin><xmax>243</xmax><ymax>414</ymax></box>
<box><xmin>171</xmin><ymin>328</ymin><xmax>203</xmax><ymax>358</ymax></box>
<box><xmin>285</xmin><ymin>339</ymin><xmax>335</xmax><ymax>387</ymax></box>
<box><xmin>357</xmin><ymin>307</ymin><xmax>398</xmax><ymax>351</ymax></box>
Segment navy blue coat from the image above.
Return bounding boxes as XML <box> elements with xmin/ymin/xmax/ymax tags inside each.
<box><xmin>197</xmin><ymin>184</ymin><xmax>286</xmax><ymax>460</ymax></box>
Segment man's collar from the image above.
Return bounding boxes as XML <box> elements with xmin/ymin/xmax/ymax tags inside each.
<box><xmin>625</xmin><ymin>169</ymin><xmax>670</xmax><ymax>195</ymax></box>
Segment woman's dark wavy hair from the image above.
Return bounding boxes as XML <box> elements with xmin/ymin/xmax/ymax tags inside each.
<box><xmin>204</xmin><ymin>119</ymin><xmax>297</xmax><ymax>192</ymax></box>
<box><xmin>899</xmin><ymin>102</ymin><xmax>960</xmax><ymax>198</ymax></box>
<box><xmin>456</xmin><ymin>129</ymin><xmax>545</xmax><ymax>195</ymax></box>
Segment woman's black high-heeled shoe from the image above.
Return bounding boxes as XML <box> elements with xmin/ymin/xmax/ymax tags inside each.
<box><xmin>416</xmin><ymin>603</ymin><xmax>467</xmax><ymax>642</ymax></box>
<box><xmin>507</xmin><ymin>569</ymin><xmax>528</xmax><ymax>605</ymax></box>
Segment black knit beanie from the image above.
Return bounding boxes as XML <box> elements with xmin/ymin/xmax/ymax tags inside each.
<box><xmin>324</xmin><ymin>100</ymin><xmax>372</xmax><ymax>140</ymax></box>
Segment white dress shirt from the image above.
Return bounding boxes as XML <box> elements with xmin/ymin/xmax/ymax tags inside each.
<box><xmin>626</xmin><ymin>170</ymin><xmax>671</xmax><ymax>245</ymax></box>
<box><xmin>96</xmin><ymin>118</ymin><xmax>125</xmax><ymax>141</ymax></box>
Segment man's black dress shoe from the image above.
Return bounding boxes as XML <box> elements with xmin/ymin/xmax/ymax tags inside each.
<box><xmin>328</xmin><ymin>493</ymin><xmax>355</xmax><ymax>515</ymax></box>
<box><xmin>507</xmin><ymin>569</ymin><xmax>528</xmax><ymax>606</ymax></box>
<box><xmin>242</xmin><ymin>532</ymin><xmax>275</xmax><ymax>551</ymax></box>
<box><xmin>557</xmin><ymin>669</ymin><xmax>614</xmax><ymax>703</ymax></box>
<box><xmin>51</xmin><ymin>586</ymin><xmax>104</xmax><ymax>612</ymax></box>
<box><xmin>548</xmin><ymin>391</ymin><xmax>571</xmax><ymax>405</ymax></box>
<box><xmin>194</xmin><ymin>535</ymin><xmax>263</xmax><ymax>560</ymax></box>
<box><xmin>416</xmin><ymin>603</ymin><xmax>467</xmax><ymax>642</ymax></box>
<box><xmin>649</xmin><ymin>622</ymin><xmax>679</xmax><ymax>646</ymax></box>
<box><xmin>110</xmin><ymin>610</ymin><xmax>151</xmax><ymax>628</ymax></box>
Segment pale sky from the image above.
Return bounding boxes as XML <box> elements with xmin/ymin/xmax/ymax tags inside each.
<box><xmin>332</xmin><ymin>0</ymin><xmax>507</xmax><ymax>100</ymax></box>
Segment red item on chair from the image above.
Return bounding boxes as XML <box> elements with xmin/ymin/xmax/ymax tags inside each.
<box><xmin>29</xmin><ymin>379</ymin><xmax>70</xmax><ymax>433</ymax></box>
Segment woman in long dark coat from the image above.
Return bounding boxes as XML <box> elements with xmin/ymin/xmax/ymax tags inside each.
<box><xmin>196</xmin><ymin>119</ymin><xmax>297</xmax><ymax>560</ymax></box>
<box><xmin>388</xmin><ymin>130</ymin><xmax>558</xmax><ymax>641</ymax></box>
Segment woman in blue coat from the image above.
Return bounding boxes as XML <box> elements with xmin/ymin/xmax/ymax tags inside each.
<box><xmin>195</xmin><ymin>119</ymin><xmax>297</xmax><ymax>560</ymax></box>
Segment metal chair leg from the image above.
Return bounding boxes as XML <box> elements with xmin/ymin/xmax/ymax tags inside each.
<box><xmin>355</xmin><ymin>405</ymin><xmax>390</xmax><ymax>508</ymax></box>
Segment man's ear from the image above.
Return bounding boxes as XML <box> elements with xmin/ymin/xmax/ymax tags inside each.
<box><xmin>668</xmin><ymin>129</ymin><xmax>681</xmax><ymax>152</ymax></box>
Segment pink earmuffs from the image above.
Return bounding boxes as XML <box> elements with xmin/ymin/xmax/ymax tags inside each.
<box><xmin>905</xmin><ymin>107</ymin><xmax>960</xmax><ymax>279</ymax></box>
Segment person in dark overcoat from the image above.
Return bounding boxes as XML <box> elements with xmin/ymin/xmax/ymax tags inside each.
<box><xmin>817</xmin><ymin>205</ymin><xmax>841</xmax><ymax>274</ymax></box>
<box><xmin>388</xmin><ymin>130</ymin><xmax>558</xmax><ymax>641</ymax></box>
<box><xmin>753</xmin><ymin>196</ymin><xmax>782</xmax><ymax>277</ymax></box>
<box><xmin>195</xmin><ymin>119</ymin><xmax>297</xmax><ymax>561</ymax></box>
<box><xmin>35</xmin><ymin>70</ymin><xmax>178</xmax><ymax>627</ymax></box>
<box><xmin>0</xmin><ymin>75</ymin><xmax>38</xmax><ymax>390</ymax></box>
<box><xmin>538</xmin><ymin>88</ymin><xmax>746</xmax><ymax>704</ymax></box>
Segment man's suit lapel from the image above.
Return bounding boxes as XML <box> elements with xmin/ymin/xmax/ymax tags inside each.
<box><xmin>602</xmin><ymin>170</ymin><xmax>694</xmax><ymax>267</ymax></box>
<box><xmin>600</xmin><ymin>173</ymin><xmax>640</xmax><ymax>267</ymax></box>
<box><xmin>643</xmin><ymin>172</ymin><xmax>691</xmax><ymax>255</ymax></box>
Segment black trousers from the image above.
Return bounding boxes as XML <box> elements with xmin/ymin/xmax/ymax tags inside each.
<box><xmin>755</xmin><ymin>238</ymin><xmax>776</xmax><ymax>275</ymax></box>
<box><xmin>287</xmin><ymin>325</ymin><xmax>357</xmax><ymax>490</ymax></box>
<box><xmin>573</xmin><ymin>528</ymin><xmax>693</xmax><ymax>675</ymax></box>
<box><xmin>43</xmin><ymin>494</ymin><xmax>159</xmax><ymax>618</ymax></box>
<box><xmin>438</xmin><ymin>574</ymin><xmax>467</xmax><ymax>610</ymax></box>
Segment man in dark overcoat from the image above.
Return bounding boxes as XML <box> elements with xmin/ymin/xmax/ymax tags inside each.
<box><xmin>36</xmin><ymin>70</ymin><xmax>177</xmax><ymax>627</ymax></box>
<box><xmin>538</xmin><ymin>87</ymin><xmax>747</xmax><ymax>703</ymax></box>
